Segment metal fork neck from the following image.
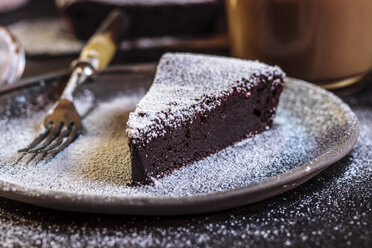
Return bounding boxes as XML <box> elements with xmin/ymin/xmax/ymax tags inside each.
<box><xmin>60</xmin><ymin>62</ymin><xmax>96</xmax><ymax>101</ymax></box>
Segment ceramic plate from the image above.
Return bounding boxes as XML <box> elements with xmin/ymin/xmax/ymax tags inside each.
<box><xmin>0</xmin><ymin>64</ymin><xmax>359</xmax><ymax>215</ymax></box>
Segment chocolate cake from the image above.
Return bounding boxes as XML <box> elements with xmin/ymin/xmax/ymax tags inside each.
<box><xmin>126</xmin><ymin>53</ymin><xmax>285</xmax><ymax>183</ymax></box>
<box><xmin>56</xmin><ymin>0</ymin><xmax>225</xmax><ymax>40</ymax></box>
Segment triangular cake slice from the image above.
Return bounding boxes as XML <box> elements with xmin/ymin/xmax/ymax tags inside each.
<box><xmin>126</xmin><ymin>53</ymin><xmax>285</xmax><ymax>183</ymax></box>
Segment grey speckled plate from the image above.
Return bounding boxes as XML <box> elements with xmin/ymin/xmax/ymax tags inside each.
<box><xmin>0</xmin><ymin>64</ymin><xmax>359</xmax><ymax>215</ymax></box>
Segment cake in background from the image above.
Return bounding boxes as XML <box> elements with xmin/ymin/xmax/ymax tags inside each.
<box><xmin>56</xmin><ymin>0</ymin><xmax>225</xmax><ymax>40</ymax></box>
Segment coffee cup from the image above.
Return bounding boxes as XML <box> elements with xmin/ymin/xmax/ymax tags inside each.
<box><xmin>225</xmin><ymin>0</ymin><xmax>372</xmax><ymax>90</ymax></box>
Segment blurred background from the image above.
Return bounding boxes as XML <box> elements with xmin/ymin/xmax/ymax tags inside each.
<box><xmin>1</xmin><ymin>0</ymin><xmax>371</xmax><ymax>95</ymax></box>
<box><xmin>0</xmin><ymin>0</ymin><xmax>228</xmax><ymax>77</ymax></box>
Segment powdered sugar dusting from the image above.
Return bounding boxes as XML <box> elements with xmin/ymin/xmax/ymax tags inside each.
<box><xmin>0</xmin><ymin>79</ymin><xmax>355</xmax><ymax>198</ymax></box>
<box><xmin>127</xmin><ymin>53</ymin><xmax>285</xmax><ymax>144</ymax></box>
<box><xmin>0</xmin><ymin>79</ymin><xmax>368</xmax><ymax>247</ymax></box>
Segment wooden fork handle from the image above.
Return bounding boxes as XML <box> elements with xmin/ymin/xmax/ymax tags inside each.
<box><xmin>74</xmin><ymin>9</ymin><xmax>128</xmax><ymax>74</ymax></box>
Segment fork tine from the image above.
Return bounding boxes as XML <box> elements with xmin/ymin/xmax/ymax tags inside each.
<box><xmin>18</xmin><ymin>125</ymin><xmax>52</xmax><ymax>153</ymax></box>
<box><xmin>35</xmin><ymin>125</ymin><xmax>71</xmax><ymax>153</ymax></box>
<box><xmin>28</xmin><ymin>122</ymin><xmax>63</xmax><ymax>153</ymax></box>
<box><xmin>48</xmin><ymin>124</ymin><xmax>80</xmax><ymax>157</ymax></box>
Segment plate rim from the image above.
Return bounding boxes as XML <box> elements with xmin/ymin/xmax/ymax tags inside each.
<box><xmin>0</xmin><ymin>65</ymin><xmax>359</xmax><ymax>215</ymax></box>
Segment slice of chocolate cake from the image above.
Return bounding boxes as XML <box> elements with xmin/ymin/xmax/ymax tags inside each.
<box><xmin>127</xmin><ymin>53</ymin><xmax>285</xmax><ymax>183</ymax></box>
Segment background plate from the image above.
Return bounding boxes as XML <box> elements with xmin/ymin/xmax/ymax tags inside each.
<box><xmin>0</xmin><ymin>64</ymin><xmax>359</xmax><ymax>215</ymax></box>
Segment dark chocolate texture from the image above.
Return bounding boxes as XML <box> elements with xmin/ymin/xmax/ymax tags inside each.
<box><xmin>127</xmin><ymin>53</ymin><xmax>285</xmax><ymax>183</ymax></box>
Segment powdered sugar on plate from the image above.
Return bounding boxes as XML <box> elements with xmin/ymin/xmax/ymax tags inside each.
<box><xmin>0</xmin><ymin>78</ymin><xmax>356</xmax><ymax>198</ymax></box>
<box><xmin>0</xmin><ymin>72</ymin><xmax>368</xmax><ymax>247</ymax></box>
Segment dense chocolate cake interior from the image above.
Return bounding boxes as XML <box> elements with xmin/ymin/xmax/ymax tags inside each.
<box><xmin>126</xmin><ymin>53</ymin><xmax>285</xmax><ymax>183</ymax></box>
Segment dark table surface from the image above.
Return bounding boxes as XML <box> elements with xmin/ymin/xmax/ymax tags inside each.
<box><xmin>0</xmin><ymin>80</ymin><xmax>371</xmax><ymax>248</ymax></box>
<box><xmin>1</xmin><ymin>1</ymin><xmax>371</xmax><ymax>247</ymax></box>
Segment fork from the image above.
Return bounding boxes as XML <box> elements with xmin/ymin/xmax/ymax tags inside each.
<box><xmin>18</xmin><ymin>10</ymin><xmax>127</xmax><ymax>157</ymax></box>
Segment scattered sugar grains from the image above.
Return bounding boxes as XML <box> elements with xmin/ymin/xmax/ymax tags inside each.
<box><xmin>0</xmin><ymin>81</ymin><xmax>370</xmax><ymax>247</ymax></box>
<box><xmin>0</xmin><ymin>79</ymin><xmax>353</xmax><ymax>198</ymax></box>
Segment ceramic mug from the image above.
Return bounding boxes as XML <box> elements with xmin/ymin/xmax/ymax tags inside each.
<box><xmin>225</xmin><ymin>0</ymin><xmax>372</xmax><ymax>90</ymax></box>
